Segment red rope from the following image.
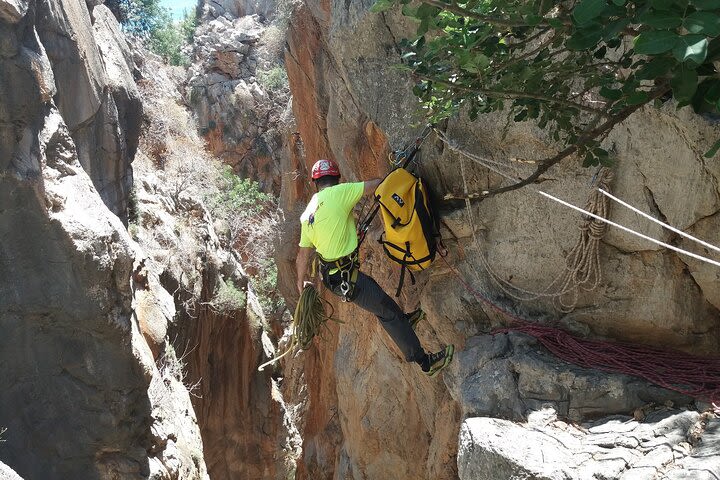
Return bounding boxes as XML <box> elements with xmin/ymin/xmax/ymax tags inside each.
<box><xmin>440</xmin><ymin>256</ymin><xmax>720</xmax><ymax>406</ymax></box>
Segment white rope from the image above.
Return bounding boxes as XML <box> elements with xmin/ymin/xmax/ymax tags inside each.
<box><xmin>475</xmin><ymin>169</ymin><xmax>612</xmax><ymax>311</ymax></box>
<box><xmin>539</xmin><ymin>191</ymin><xmax>720</xmax><ymax>268</ymax></box>
<box><xmin>434</xmin><ymin>128</ymin><xmax>523</xmax><ymax>181</ymax></box>
<box><xmin>459</xmin><ymin>152</ymin><xmax>478</xmax><ymax>245</ymax></box>
<box><xmin>433</xmin><ymin>126</ymin><xmax>720</xmax><ymax>313</ymax></box>
<box><xmin>598</xmin><ymin>189</ymin><xmax>720</xmax><ymax>255</ymax></box>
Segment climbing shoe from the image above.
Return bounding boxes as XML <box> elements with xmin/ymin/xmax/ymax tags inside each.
<box><xmin>422</xmin><ymin>345</ymin><xmax>454</xmax><ymax>377</ymax></box>
<box><xmin>407</xmin><ymin>309</ymin><xmax>425</xmax><ymax>330</ymax></box>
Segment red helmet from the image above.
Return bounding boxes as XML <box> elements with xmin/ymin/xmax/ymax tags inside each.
<box><xmin>311</xmin><ymin>159</ymin><xmax>340</xmax><ymax>180</ymax></box>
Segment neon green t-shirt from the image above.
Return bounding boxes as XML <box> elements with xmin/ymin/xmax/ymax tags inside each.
<box><xmin>299</xmin><ymin>182</ymin><xmax>364</xmax><ymax>260</ymax></box>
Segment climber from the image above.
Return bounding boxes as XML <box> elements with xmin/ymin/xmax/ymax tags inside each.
<box><xmin>295</xmin><ymin>159</ymin><xmax>454</xmax><ymax>376</ymax></box>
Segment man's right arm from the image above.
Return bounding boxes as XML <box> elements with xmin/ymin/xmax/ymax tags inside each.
<box><xmin>296</xmin><ymin>246</ymin><xmax>314</xmax><ymax>294</ymax></box>
<box><xmin>363</xmin><ymin>178</ymin><xmax>382</xmax><ymax>196</ymax></box>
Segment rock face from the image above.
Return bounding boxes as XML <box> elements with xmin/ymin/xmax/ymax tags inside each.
<box><xmin>187</xmin><ymin>2</ymin><xmax>289</xmax><ymax>195</ymax></box>
<box><xmin>458</xmin><ymin>410</ymin><xmax>720</xmax><ymax>480</ymax></box>
<box><xmin>201</xmin><ymin>0</ymin><xmax>277</xmax><ymax>21</ymax></box>
<box><xmin>278</xmin><ymin>1</ymin><xmax>720</xmax><ymax>479</ymax></box>
<box><xmin>0</xmin><ymin>1</ymin><xmax>205</xmax><ymax>478</ymax></box>
<box><xmin>132</xmin><ymin>47</ymin><xmax>299</xmax><ymax>480</ymax></box>
<box><xmin>0</xmin><ymin>462</ymin><xmax>23</xmax><ymax>480</ymax></box>
<box><xmin>35</xmin><ymin>0</ymin><xmax>141</xmax><ymax>222</ymax></box>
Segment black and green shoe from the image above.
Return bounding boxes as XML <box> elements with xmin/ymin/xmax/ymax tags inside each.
<box><xmin>407</xmin><ymin>309</ymin><xmax>425</xmax><ymax>330</ymax></box>
<box><xmin>423</xmin><ymin>345</ymin><xmax>455</xmax><ymax>377</ymax></box>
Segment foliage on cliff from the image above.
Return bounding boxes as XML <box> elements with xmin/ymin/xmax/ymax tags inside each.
<box><xmin>373</xmin><ymin>0</ymin><xmax>720</xmax><ymax>194</ymax></box>
<box><xmin>107</xmin><ymin>0</ymin><xmax>197</xmax><ymax>65</ymax></box>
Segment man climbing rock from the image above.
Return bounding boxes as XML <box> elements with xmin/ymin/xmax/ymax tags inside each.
<box><xmin>295</xmin><ymin>159</ymin><xmax>454</xmax><ymax>376</ymax></box>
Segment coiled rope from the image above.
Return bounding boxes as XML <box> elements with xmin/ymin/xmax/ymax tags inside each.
<box><xmin>481</xmin><ymin>169</ymin><xmax>613</xmax><ymax>312</ymax></box>
<box><xmin>441</xmin><ymin>255</ymin><xmax>720</xmax><ymax>407</ymax></box>
<box><xmin>435</xmin><ymin>126</ymin><xmax>614</xmax><ymax>312</ymax></box>
<box><xmin>258</xmin><ymin>285</ymin><xmax>340</xmax><ymax>371</ymax></box>
<box><xmin>433</xmin><ymin>127</ymin><xmax>720</xmax><ymax>407</ymax></box>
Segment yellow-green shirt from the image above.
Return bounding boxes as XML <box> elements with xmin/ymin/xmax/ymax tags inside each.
<box><xmin>299</xmin><ymin>182</ymin><xmax>364</xmax><ymax>260</ymax></box>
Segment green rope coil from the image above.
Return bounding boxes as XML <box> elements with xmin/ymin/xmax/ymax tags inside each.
<box><xmin>257</xmin><ymin>285</ymin><xmax>340</xmax><ymax>372</ymax></box>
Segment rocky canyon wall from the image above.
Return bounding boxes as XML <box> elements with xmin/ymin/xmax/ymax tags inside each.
<box><xmin>0</xmin><ymin>1</ymin><xmax>208</xmax><ymax>478</ymax></box>
<box><xmin>279</xmin><ymin>1</ymin><xmax>720</xmax><ymax>479</ymax></box>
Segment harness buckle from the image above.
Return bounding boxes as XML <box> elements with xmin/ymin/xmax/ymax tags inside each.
<box><xmin>339</xmin><ymin>269</ymin><xmax>352</xmax><ymax>301</ymax></box>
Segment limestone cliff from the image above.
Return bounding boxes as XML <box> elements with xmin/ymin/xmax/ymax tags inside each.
<box><xmin>187</xmin><ymin>0</ymin><xmax>291</xmax><ymax>195</ymax></box>
<box><xmin>0</xmin><ymin>1</ymin><xmax>207</xmax><ymax>478</ymax></box>
<box><xmin>276</xmin><ymin>1</ymin><xmax>720</xmax><ymax>478</ymax></box>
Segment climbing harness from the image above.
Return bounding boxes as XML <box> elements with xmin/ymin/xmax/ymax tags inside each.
<box><xmin>258</xmin><ymin>285</ymin><xmax>340</xmax><ymax>371</ymax></box>
<box><xmin>318</xmin><ymin>249</ymin><xmax>360</xmax><ymax>302</ymax></box>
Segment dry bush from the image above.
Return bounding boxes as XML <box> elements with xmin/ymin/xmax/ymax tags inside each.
<box><xmin>258</xmin><ymin>25</ymin><xmax>286</xmax><ymax>61</ymax></box>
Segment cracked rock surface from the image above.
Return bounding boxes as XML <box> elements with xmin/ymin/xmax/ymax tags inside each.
<box><xmin>458</xmin><ymin>409</ymin><xmax>720</xmax><ymax>480</ymax></box>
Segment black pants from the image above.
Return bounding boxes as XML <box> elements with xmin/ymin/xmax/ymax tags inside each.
<box><xmin>324</xmin><ymin>270</ymin><xmax>425</xmax><ymax>362</ymax></box>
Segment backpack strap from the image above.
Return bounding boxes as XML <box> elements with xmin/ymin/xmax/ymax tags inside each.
<box><xmin>390</xmin><ymin>241</ymin><xmax>416</xmax><ymax>297</ymax></box>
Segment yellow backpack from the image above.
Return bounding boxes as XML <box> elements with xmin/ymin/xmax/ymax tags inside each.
<box><xmin>374</xmin><ymin>167</ymin><xmax>440</xmax><ymax>296</ymax></box>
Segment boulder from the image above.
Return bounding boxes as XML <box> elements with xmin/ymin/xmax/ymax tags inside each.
<box><xmin>458</xmin><ymin>410</ymin><xmax>720</xmax><ymax>480</ymax></box>
<box><xmin>0</xmin><ymin>462</ymin><xmax>23</xmax><ymax>480</ymax></box>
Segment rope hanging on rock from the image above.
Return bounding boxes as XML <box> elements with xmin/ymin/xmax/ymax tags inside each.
<box><xmin>433</xmin><ymin>127</ymin><xmax>720</xmax><ymax>406</ymax></box>
<box><xmin>436</xmin><ymin>125</ymin><xmax>614</xmax><ymax>312</ymax></box>
<box><xmin>441</xmin><ymin>255</ymin><xmax>720</xmax><ymax>407</ymax></box>
<box><xmin>481</xmin><ymin>169</ymin><xmax>614</xmax><ymax>312</ymax></box>
<box><xmin>258</xmin><ymin>285</ymin><xmax>340</xmax><ymax>371</ymax></box>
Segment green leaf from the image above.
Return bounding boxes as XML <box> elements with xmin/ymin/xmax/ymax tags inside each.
<box><xmin>671</xmin><ymin>68</ymin><xmax>699</xmax><ymax>101</ymax></box>
<box><xmin>684</xmin><ymin>12</ymin><xmax>720</xmax><ymax>36</ymax></box>
<box><xmin>370</xmin><ymin>0</ymin><xmax>394</xmax><ymax>13</ymax></box>
<box><xmin>673</xmin><ymin>35</ymin><xmax>708</xmax><ymax>64</ymax></box>
<box><xmin>514</xmin><ymin>110</ymin><xmax>528</xmax><ymax>121</ymax></box>
<box><xmin>691</xmin><ymin>0</ymin><xmax>720</xmax><ymax>9</ymax></box>
<box><xmin>594</xmin><ymin>45</ymin><xmax>607</xmax><ymax>58</ymax></box>
<box><xmin>599</xmin><ymin>86</ymin><xmax>623</xmax><ymax>99</ymax></box>
<box><xmin>417</xmin><ymin>17</ymin><xmax>430</xmax><ymax>35</ymax></box>
<box><xmin>704</xmin><ymin>138</ymin><xmax>720</xmax><ymax>157</ymax></box>
<box><xmin>634</xmin><ymin>30</ymin><xmax>678</xmax><ymax>54</ymax></box>
<box><xmin>547</xmin><ymin>17</ymin><xmax>565</xmax><ymax>28</ymax></box>
<box><xmin>566</xmin><ymin>24</ymin><xmax>604</xmax><ymax>50</ymax></box>
<box><xmin>626</xmin><ymin>91</ymin><xmax>650</xmax><ymax>104</ymax></box>
<box><xmin>525</xmin><ymin>14</ymin><xmax>542</xmax><ymax>25</ymax></box>
<box><xmin>603</xmin><ymin>18</ymin><xmax>631</xmax><ymax>39</ymax></box>
<box><xmin>583</xmin><ymin>151</ymin><xmax>599</xmax><ymax>167</ymax></box>
<box><xmin>416</xmin><ymin>3</ymin><xmax>440</xmax><ymax>18</ymax></box>
<box><xmin>638</xmin><ymin>10</ymin><xmax>683</xmax><ymax>29</ymax></box>
<box><xmin>635</xmin><ymin>56</ymin><xmax>676</xmax><ymax>79</ymax></box>
<box><xmin>573</xmin><ymin>0</ymin><xmax>608</xmax><ymax>25</ymax></box>
<box><xmin>401</xmin><ymin>5</ymin><xmax>418</xmax><ymax>16</ymax></box>
<box><xmin>651</xmin><ymin>0</ymin><xmax>677</xmax><ymax>9</ymax></box>
<box><xmin>612</xmin><ymin>0</ymin><xmax>625</xmax><ymax>5</ymax></box>
<box><xmin>703</xmin><ymin>79</ymin><xmax>720</xmax><ymax>103</ymax></box>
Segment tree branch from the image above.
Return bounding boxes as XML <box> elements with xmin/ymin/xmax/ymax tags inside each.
<box><xmin>479</xmin><ymin>84</ymin><xmax>670</xmax><ymax>198</ymax></box>
<box><xmin>421</xmin><ymin>0</ymin><xmax>573</xmax><ymax>29</ymax></box>
<box><xmin>494</xmin><ymin>33</ymin><xmax>556</xmax><ymax>74</ymax></box>
<box><xmin>416</xmin><ymin>73</ymin><xmax>609</xmax><ymax>116</ymax></box>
